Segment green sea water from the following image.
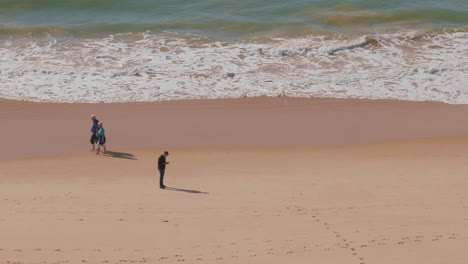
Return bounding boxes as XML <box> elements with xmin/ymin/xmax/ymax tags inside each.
<box><xmin>1</xmin><ymin>0</ymin><xmax>467</xmax><ymax>103</ymax></box>
<box><xmin>1</xmin><ymin>0</ymin><xmax>467</xmax><ymax>39</ymax></box>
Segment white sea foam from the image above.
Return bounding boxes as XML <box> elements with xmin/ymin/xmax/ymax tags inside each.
<box><xmin>0</xmin><ymin>29</ymin><xmax>467</xmax><ymax>103</ymax></box>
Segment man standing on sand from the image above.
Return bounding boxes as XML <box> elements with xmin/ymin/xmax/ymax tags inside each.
<box><xmin>158</xmin><ymin>151</ymin><xmax>170</xmax><ymax>189</ymax></box>
<box><xmin>90</xmin><ymin>114</ymin><xmax>99</xmax><ymax>151</ymax></box>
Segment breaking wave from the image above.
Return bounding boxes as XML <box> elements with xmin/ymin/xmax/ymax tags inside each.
<box><xmin>0</xmin><ymin>28</ymin><xmax>467</xmax><ymax>104</ymax></box>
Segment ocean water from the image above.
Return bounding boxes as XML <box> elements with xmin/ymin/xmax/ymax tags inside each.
<box><xmin>0</xmin><ymin>0</ymin><xmax>467</xmax><ymax>103</ymax></box>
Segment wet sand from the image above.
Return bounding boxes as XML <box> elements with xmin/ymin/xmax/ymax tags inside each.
<box><xmin>2</xmin><ymin>97</ymin><xmax>468</xmax><ymax>160</ymax></box>
<box><xmin>1</xmin><ymin>98</ymin><xmax>468</xmax><ymax>263</ymax></box>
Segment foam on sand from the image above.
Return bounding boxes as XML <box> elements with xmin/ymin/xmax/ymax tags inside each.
<box><xmin>0</xmin><ymin>28</ymin><xmax>467</xmax><ymax>103</ymax></box>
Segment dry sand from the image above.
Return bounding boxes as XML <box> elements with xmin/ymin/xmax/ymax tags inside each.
<box><xmin>1</xmin><ymin>98</ymin><xmax>468</xmax><ymax>263</ymax></box>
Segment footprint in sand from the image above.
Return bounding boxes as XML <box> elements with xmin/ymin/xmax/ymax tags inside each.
<box><xmin>54</xmin><ymin>249</ymin><xmax>62</xmax><ymax>252</ymax></box>
<box><xmin>360</xmin><ymin>245</ymin><xmax>367</xmax><ymax>248</ymax></box>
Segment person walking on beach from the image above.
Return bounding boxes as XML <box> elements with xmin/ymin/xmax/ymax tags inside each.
<box><xmin>90</xmin><ymin>114</ymin><xmax>99</xmax><ymax>151</ymax></box>
<box><xmin>96</xmin><ymin>122</ymin><xmax>107</xmax><ymax>154</ymax></box>
<box><xmin>158</xmin><ymin>151</ymin><xmax>170</xmax><ymax>189</ymax></box>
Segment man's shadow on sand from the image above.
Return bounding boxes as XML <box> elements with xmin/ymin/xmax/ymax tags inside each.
<box><xmin>104</xmin><ymin>151</ymin><xmax>137</xmax><ymax>160</ymax></box>
<box><xmin>164</xmin><ymin>187</ymin><xmax>209</xmax><ymax>194</ymax></box>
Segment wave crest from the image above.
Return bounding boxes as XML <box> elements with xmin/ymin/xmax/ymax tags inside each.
<box><xmin>0</xmin><ymin>29</ymin><xmax>467</xmax><ymax>104</ymax></box>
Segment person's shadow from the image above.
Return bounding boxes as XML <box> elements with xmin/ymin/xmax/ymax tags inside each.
<box><xmin>104</xmin><ymin>151</ymin><xmax>137</xmax><ymax>160</ymax></box>
<box><xmin>164</xmin><ymin>187</ymin><xmax>209</xmax><ymax>194</ymax></box>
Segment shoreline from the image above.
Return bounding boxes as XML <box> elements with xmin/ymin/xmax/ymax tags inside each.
<box><xmin>3</xmin><ymin>96</ymin><xmax>468</xmax><ymax>160</ymax></box>
<box><xmin>2</xmin><ymin>97</ymin><xmax>468</xmax><ymax>263</ymax></box>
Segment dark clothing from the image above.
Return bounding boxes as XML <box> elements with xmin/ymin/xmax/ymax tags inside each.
<box><xmin>91</xmin><ymin>119</ymin><xmax>99</xmax><ymax>135</ymax></box>
<box><xmin>158</xmin><ymin>155</ymin><xmax>166</xmax><ymax>170</ymax></box>
<box><xmin>97</xmin><ymin>134</ymin><xmax>106</xmax><ymax>145</ymax></box>
<box><xmin>90</xmin><ymin>134</ymin><xmax>98</xmax><ymax>144</ymax></box>
<box><xmin>159</xmin><ymin>168</ymin><xmax>166</xmax><ymax>188</ymax></box>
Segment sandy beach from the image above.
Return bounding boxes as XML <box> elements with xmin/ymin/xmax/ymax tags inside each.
<box><xmin>1</xmin><ymin>98</ymin><xmax>468</xmax><ymax>264</ymax></box>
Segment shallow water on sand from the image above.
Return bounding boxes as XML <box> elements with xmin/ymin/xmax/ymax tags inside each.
<box><xmin>1</xmin><ymin>0</ymin><xmax>467</xmax><ymax>103</ymax></box>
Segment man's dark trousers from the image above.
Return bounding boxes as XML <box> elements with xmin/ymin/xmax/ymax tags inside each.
<box><xmin>159</xmin><ymin>168</ymin><xmax>165</xmax><ymax>188</ymax></box>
